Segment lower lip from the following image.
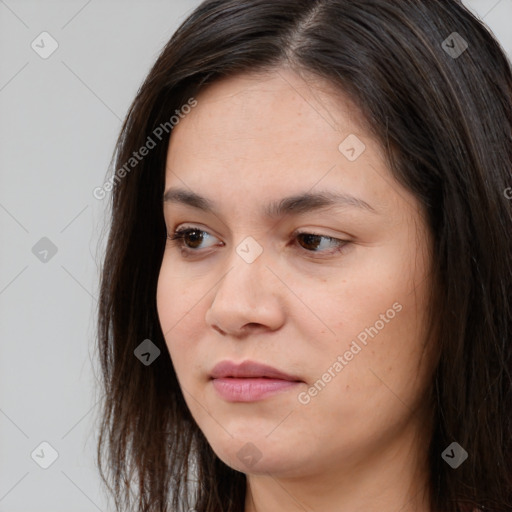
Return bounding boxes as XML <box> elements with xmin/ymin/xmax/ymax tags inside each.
<box><xmin>212</xmin><ymin>378</ymin><xmax>300</xmax><ymax>402</ymax></box>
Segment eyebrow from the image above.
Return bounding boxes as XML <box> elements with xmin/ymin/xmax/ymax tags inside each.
<box><xmin>162</xmin><ymin>187</ymin><xmax>378</xmax><ymax>218</ymax></box>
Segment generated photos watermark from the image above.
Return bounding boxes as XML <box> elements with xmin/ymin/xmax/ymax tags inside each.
<box><xmin>93</xmin><ymin>97</ymin><xmax>198</xmax><ymax>200</ymax></box>
<box><xmin>297</xmin><ymin>301</ymin><xmax>403</xmax><ymax>405</ymax></box>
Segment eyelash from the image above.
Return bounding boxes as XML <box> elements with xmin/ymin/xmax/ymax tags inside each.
<box><xmin>166</xmin><ymin>226</ymin><xmax>349</xmax><ymax>259</ymax></box>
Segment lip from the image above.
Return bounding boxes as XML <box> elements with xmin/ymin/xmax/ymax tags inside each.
<box><xmin>210</xmin><ymin>360</ymin><xmax>302</xmax><ymax>381</ymax></box>
<box><xmin>210</xmin><ymin>360</ymin><xmax>303</xmax><ymax>402</ymax></box>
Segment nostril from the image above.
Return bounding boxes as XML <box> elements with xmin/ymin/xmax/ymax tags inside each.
<box><xmin>213</xmin><ymin>325</ymin><xmax>226</xmax><ymax>335</ymax></box>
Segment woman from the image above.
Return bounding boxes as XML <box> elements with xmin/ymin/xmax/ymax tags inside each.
<box><xmin>95</xmin><ymin>1</ymin><xmax>512</xmax><ymax>510</ymax></box>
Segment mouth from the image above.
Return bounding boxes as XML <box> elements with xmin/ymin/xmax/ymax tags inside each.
<box><xmin>209</xmin><ymin>360</ymin><xmax>303</xmax><ymax>402</ymax></box>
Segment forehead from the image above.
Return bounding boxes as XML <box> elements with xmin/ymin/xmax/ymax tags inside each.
<box><xmin>169</xmin><ymin>68</ymin><xmax>371</xmax><ymax>149</ymax></box>
<box><xmin>163</xmin><ymin>68</ymin><xmax>408</xmax><ymax>221</ymax></box>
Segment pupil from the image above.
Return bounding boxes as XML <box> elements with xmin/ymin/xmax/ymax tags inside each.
<box><xmin>301</xmin><ymin>234</ymin><xmax>320</xmax><ymax>250</ymax></box>
<box><xmin>186</xmin><ymin>230</ymin><xmax>203</xmax><ymax>248</ymax></box>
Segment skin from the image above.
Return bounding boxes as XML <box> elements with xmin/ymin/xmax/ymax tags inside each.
<box><xmin>156</xmin><ymin>67</ymin><xmax>436</xmax><ymax>512</ymax></box>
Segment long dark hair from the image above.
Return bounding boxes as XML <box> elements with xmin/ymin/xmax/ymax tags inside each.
<box><xmin>95</xmin><ymin>1</ymin><xmax>512</xmax><ymax>510</ymax></box>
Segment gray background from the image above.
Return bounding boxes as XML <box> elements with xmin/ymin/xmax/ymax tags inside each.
<box><xmin>0</xmin><ymin>1</ymin><xmax>510</xmax><ymax>510</ymax></box>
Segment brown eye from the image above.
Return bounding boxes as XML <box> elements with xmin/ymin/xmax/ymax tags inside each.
<box><xmin>167</xmin><ymin>227</ymin><xmax>220</xmax><ymax>252</ymax></box>
<box><xmin>294</xmin><ymin>232</ymin><xmax>348</xmax><ymax>254</ymax></box>
<box><xmin>296</xmin><ymin>233</ymin><xmax>324</xmax><ymax>251</ymax></box>
<box><xmin>180</xmin><ymin>229</ymin><xmax>205</xmax><ymax>249</ymax></box>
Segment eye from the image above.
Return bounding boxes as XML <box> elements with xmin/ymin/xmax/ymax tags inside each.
<box><xmin>292</xmin><ymin>230</ymin><xmax>349</xmax><ymax>257</ymax></box>
<box><xmin>166</xmin><ymin>226</ymin><xmax>349</xmax><ymax>258</ymax></box>
<box><xmin>167</xmin><ymin>226</ymin><xmax>221</xmax><ymax>252</ymax></box>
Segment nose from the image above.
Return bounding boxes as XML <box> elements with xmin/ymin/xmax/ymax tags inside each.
<box><xmin>205</xmin><ymin>248</ymin><xmax>286</xmax><ymax>337</ymax></box>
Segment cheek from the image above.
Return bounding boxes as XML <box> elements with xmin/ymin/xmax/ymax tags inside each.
<box><xmin>292</xmin><ymin>288</ymin><xmax>432</xmax><ymax>456</ymax></box>
<box><xmin>156</xmin><ymin>253</ymin><xmax>204</xmax><ymax>330</ymax></box>
<box><xmin>317</xmin><ymin>253</ymin><xmax>419</xmax><ymax>343</ymax></box>
<box><xmin>309</xmin><ymin>236</ymin><xmax>432</xmax><ymax>400</ymax></box>
<box><xmin>156</xmin><ymin>266</ymin><xmax>177</xmax><ymax>338</ymax></box>
<box><xmin>156</xmin><ymin>260</ymin><xmax>203</xmax><ymax>367</ymax></box>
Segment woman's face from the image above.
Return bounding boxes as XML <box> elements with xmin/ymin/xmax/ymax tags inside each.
<box><xmin>157</xmin><ymin>68</ymin><xmax>435</xmax><ymax>479</ymax></box>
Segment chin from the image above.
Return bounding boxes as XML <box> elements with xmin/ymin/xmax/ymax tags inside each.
<box><xmin>205</xmin><ymin>433</ymin><xmax>309</xmax><ymax>476</ymax></box>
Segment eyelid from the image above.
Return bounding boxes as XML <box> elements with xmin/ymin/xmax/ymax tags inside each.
<box><xmin>174</xmin><ymin>223</ymin><xmax>222</xmax><ymax>241</ymax></box>
<box><xmin>170</xmin><ymin>223</ymin><xmax>348</xmax><ymax>241</ymax></box>
<box><xmin>167</xmin><ymin>224</ymin><xmax>350</xmax><ymax>258</ymax></box>
<box><xmin>169</xmin><ymin>225</ymin><xmax>223</xmax><ymax>249</ymax></box>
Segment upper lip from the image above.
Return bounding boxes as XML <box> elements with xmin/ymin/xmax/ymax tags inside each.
<box><xmin>210</xmin><ymin>360</ymin><xmax>302</xmax><ymax>381</ymax></box>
